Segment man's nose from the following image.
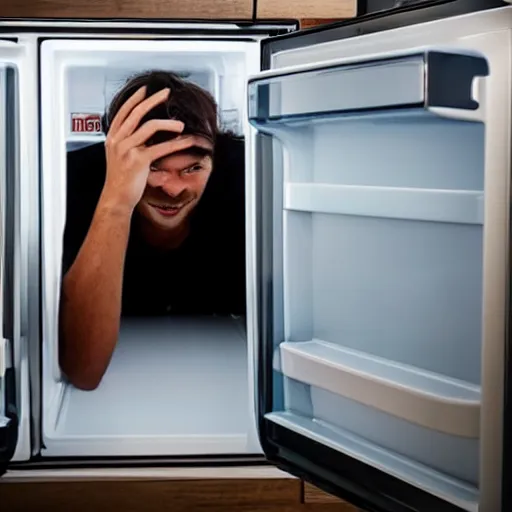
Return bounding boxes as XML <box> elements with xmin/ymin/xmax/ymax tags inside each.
<box><xmin>149</xmin><ymin>172</ymin><xmax>186</xmax><ymax>197</ymax></box>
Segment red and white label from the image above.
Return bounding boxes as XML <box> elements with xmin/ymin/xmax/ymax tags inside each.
<box><xmin>71</xmin><ymin>113</ymin><xmax>102</xmax><ymax>133</ymax></box>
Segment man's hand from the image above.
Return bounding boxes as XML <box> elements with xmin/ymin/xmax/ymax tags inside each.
<box><xmin>101</xmin><ymin>86</ymin><xmax>195</xmax><ymax>212</ymax></box>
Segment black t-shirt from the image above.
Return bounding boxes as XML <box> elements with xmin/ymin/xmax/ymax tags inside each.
<box><xmin>63</xmin><ymin>133</ymin><xmax>246</xmax><ymax>317</ymax></box>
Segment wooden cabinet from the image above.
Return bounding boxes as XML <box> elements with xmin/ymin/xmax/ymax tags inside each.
<box><xmin>0</xmin><ymin>0</ymin><xmax>253</xmax><ymax>20</ymax></box>
<box><xmin>256</xmin><ymin>0</ymin><xmax>356</xmax><ymax>20</ymax></box>
<box><xmin>0</xmin><ymin>0</ymin><xmax>357</xmax><ymax>20</ymax></box>
<box><xmin>303</xmin><ymin>482</ymin><xmax>357</xmax><ymax>507</ymax></box>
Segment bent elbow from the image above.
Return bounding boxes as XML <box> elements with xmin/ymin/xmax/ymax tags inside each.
<box><xmin>61</xmin><ymin>363</ymin><xmax>105</xmax><ymax>391</ymax></box>
<box><xmin>58</xmin><ymin>318</ymin><xmax>116</xmax><ymax>392</ymax></box>
<box><xmin>68</xmin><ymin>373</ymin><xmax>103</xmax><ymax>391</ymax></box>
<box><xmin>59</xmin><ymin>348</ymin><xmax>107</xmax><ymax>392</ymax></box>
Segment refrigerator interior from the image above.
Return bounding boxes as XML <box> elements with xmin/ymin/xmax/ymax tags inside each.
<box><xmin>249</xmin><ymin>45</ymin><xmax>492</xmax><ymax>510</ymax></box>
<box><xmin>40</xmin><ymin>37</ymin><xmax>261</xmax><ymax>457</ymax></box>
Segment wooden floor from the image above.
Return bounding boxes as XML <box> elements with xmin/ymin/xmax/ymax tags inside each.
<box><xmin>0</xmin><ymin>478</ymin><xmax>359</xmax><ymax>512</ymax></box>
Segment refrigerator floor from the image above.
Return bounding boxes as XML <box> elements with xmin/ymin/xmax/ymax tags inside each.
<box><xmin>42</xmin><ymin>316</ymin><xmax>257</xmax><ymax>457</ymax></box>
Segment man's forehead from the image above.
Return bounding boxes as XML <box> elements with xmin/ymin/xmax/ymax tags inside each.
<box><xmin>154</xmin><ymin>144</ymin><xmax>213</xmax><ymax>167</ymax></box>
<box><xmin>155</xmin><ymin>133</ymin><xmax>212</xmax><ymax>157</ymax></box>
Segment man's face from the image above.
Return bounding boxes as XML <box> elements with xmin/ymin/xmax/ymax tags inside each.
<box><xmin>136</xmin><ymin>136</ymin><xmax>214</xmax><ymax>231</ymax></box>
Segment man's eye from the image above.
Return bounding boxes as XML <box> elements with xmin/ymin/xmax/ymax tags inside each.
<box><xmin>183</xmin><ymin>165</ymin><xmax>202</xmax><ymax>174</ymax></box>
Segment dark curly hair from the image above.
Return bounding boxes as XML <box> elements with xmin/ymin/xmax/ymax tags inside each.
<box><xmin>102</xmin><ymin>70</ymin><xmax>218</xmax><ymax>147</ymax></box>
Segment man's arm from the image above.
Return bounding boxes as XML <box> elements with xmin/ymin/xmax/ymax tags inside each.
<box><xmin>59</xmin><ymin>85</ymin><xmax>191</xmax><ymax>390</ymax></box>
<box><xmin>59</xmin><ymin>198</ymin><xmax>132</xmax><ymax>390</ymax></box>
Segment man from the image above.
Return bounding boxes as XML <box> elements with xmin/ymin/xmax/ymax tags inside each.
<box><xmin>59</xmin><ymin>71</ymin><xmax>246</xmax><ymax>391</ymax></box>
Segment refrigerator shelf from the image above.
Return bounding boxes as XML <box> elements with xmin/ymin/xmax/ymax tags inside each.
<box><xmin>66</xmin><ymin>134</ymin><xmax>105</xmax><ymax>143</ymax></box>
<box><xmin>279</xmin><ymin>340</ymin><xmax>481</xmax><ymax>438</ymax></box>
<box><xmin>248</xmin><ymin>49</ymin><xmax>488</xmax><ymax>124</ymax></box>
<box><xmin>284</xmin><ymin>183</ymin><xmax>484</xmax><ymax>225</ymax></box>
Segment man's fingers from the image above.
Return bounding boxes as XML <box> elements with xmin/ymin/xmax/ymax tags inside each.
<box><xmin>121</xmin><ymin>119</ymin><xmax>185</xmax><ymax>150</ymax></box>
<box><xmin>108</xmin><ymin>86</ymin><xmax>147</xmax><ymax>137</ymax></box>
<box><xmin>116</xmin><ymin>88</ymin><xmax>171</xmax><ymax>140</ymax></box>
<box><xmin>145</xmin><ymin>135</ymin><xmax>211</xmax><ymax>163</ymax></box>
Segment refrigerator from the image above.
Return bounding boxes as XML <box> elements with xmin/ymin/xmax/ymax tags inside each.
<box><xmin>0</xmin><ymin>1</ymin><xmax>511</xmax><ymax>510</ymax></box>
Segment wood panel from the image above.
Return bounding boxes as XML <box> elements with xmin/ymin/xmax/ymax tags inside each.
<box><xmin>256</xmin><ymin>0</ymin><xmax>356</xmax><ymax>20</ymax></box>
<box><xmin>303</xmin><ymin>482</ymin><xmax>358</xmax><ymax>509</ymax></box>
<box><xmin>0</xmin><ymin>478</ymin><xmax>358</xmax><ymax>512</ymax></box>
<box><xmin>0</xmin><ymin>0</ymin><xmax>252</xmax><ymax>20</ymax></box>
<box><xmin>299</xmin><ymin>18</ymin><xmax>342</xmax><ymax>29</ymax></box>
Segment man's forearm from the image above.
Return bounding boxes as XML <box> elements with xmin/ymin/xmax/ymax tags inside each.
<box><xmin>59</xmin><ymin>197</ymin><xmax>133</xmax><ymax>390</ymax></box>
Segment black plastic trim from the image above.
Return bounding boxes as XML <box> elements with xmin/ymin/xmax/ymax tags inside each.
<box><xmin>252</xmin><ymin>0</ymin><xmax>258</xmax><ymax>22</ymax></box>
<box><xmin>8</xmin><ymin>455</ymin><xmax>268</xmax><ymax>471</ymax></box>
<box><xmin>427</xmin><ymin>51</ymin><xmax>489</xmax><ymax>109</ymax></box>
<box><xmin>3</xmin><ymin>67</ymin><xmax>15</xmax><ymax>348</ymax></box>
<box><xmin>37</xmin><ymin>36</ymin><xmax>263</xmax><ymax>44</ymax></box>
<box><xmin>254</xmin><ymin>133</ymin><xmax>278</xmax><ymax>450</ymax></box>
<box><xmin>36</xmin><ymin>36</ymin><xmax>44</xmax><ymax>457</ymax></box>
<box><xmin>264</xmin><ymin>421</ymin><xmax>468</xmax><ymax>512</ymax></box>
<box><xmin>0</xmin><ymin>18</ymin><xmax>297</xmax><ymax>38</ymax></box>
<box><xmin>357</xmin><ymin>0</ymin><xmax>369</xmax><ymax>16</ymax></box>
<box><xmin>501</xmin><ymin>118</ymin><xmax>512</xmax><ymax>512</ymax></box>
<box><xmin>0</xmin><ymin>369</ymin><xmax>19</xmax><ymax>476</ymax></box>
<box><xmin>0</xmin><ymin>66</ymin><xmax>19</xmax><ymax>477</ymax></box>
<box><xmin>261</xmin><ymin>0</ymin><xmax>506</xmax><ymax>70</ymax></box>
